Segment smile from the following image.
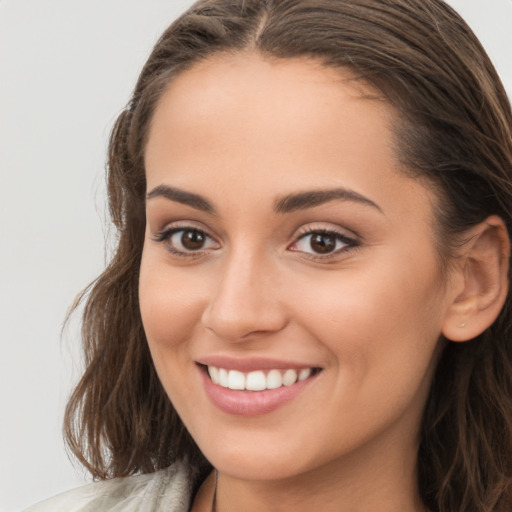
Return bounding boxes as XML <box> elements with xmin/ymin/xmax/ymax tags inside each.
<box><xmin>208</xmin><ymin>366</ymin><xmax>314</xmax><ymax>391</ymax></box>
<box><xmin>199</xmin><ymin>362</ymin><xmax>322</xmax><ymax>416</ymax></box>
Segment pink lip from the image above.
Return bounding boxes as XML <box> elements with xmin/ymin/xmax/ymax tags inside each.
<box><xmin>197</xmin><ymin>355</ymin><xmax>316</xmax><ymax>373</ymax></box>
<box><xmin>197</xmin><ymin>364</ymin><xmax>320</xmax><ymax>416</ymax></box>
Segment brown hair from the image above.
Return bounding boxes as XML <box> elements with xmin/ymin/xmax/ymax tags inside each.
<box><xmin>64</xmin><ymin>1</ymin><xmax>512</xmax><ymax>510</ymax></box>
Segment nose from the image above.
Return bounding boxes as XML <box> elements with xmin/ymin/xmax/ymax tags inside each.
<box><xmin>200</xmin><ymin>248</ymin><xmax>288</xmax><ymax>342</ymax></box>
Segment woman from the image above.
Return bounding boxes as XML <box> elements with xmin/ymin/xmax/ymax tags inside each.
<box><xmin>26</xmin><ymin>0</ymin><xmax>512</xmax><ymax>511</ymax></box>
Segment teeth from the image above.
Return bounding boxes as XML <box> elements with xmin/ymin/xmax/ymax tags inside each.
<box><xmin>246</xmin><ymin>371</ymin><xmax>267</xmax><ymax>391</ymax></box>
<box><xmin>209</xmin><ymin>366</ymin><xmax>220</xmax><ymax>385</ymax></box>
<box><xmin>266</xmin><ymin>369</ymin><xmax>282</xmax><ymax>389</ymax></box>
<box><xmin>219</xmin><ymin>368</ymin><xmax>229</xmax><ymax>388</ymax></box>
<box><xmin>298</xmin><ymin>368</ymin><xmax>311</xmax><ymax>381</ymax></box>
<box><xmin>283</xmin><ymin>369</ymin><xmax>297</xmax><ymax>386</ymax></box>
<box><xmin>207</xmin><ymin>366</ymin><xmax>314</xmax><ymax>391</ymax></box>
<box><xmin>228</xmin><ymin>370</ymin><xmax>245</xmax><ymax>390</ymax></box>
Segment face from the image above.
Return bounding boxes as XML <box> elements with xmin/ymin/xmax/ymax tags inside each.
<box><xmin>140</xmin><ymin>53</ymin><xmax>454</xmax><ymax>483</ymax></box>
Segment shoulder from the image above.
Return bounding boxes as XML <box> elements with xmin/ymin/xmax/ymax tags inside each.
<box><xmin>24</xmin><ymin>461</ymin><xmax>196</xmax><ymax>512</ymax></box>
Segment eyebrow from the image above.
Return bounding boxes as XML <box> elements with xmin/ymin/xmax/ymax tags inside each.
<box><xmin>274</xmin><ymin>188</ymin><xmax>382</xmax><ymax>214</ymax></box>
<box><xmin>146</xmin><ymin>185</ymin><xmax>215</xmax><ymax>213</ymax></box>
<box><xmin>146</xmin><ymin>184</ymin><xmax>382</xmax><ymax>215</ymax></box>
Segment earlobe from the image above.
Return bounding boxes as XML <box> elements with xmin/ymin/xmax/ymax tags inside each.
<box><xmin>442</xmin><ymin>215</ymin><xmax>510</xmax><ymax>342</ymax></box>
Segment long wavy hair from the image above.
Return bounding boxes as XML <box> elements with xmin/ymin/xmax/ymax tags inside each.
<box><xmin>64</xmin><ymin>1</ymin><xmax>512</xmax><ymax>510</ymax></box>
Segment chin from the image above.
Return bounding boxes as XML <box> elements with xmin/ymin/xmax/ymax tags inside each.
<box><xmin>189</xmin><ymin>422</ymin><xmax>342</xmax><ymax>483</ymax></box>
<box><xmin>207</xmin><ymin>449</ymin><xmax>313</xmax><ymax>482</ymax></box>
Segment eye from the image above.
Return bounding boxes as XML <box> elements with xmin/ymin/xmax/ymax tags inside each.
<box><xmin>153</xmin><ymin>227</ymin><xmax>219</xmax><ymax>256</ymax></box>
<box><xmin>289</xmin><ymin>229</ymin><xmax>357</xmax><ymax>256</ymax></box>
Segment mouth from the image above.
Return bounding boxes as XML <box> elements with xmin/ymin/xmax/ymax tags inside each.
<box><xmin>197</xmin><ymin>361</ymin><xmax>322</xmax><ymax>416</ymax></box>
<box><xmin>204</xmin><ymin>365</ymin><xmax>321</xmax><ymax>391</ymax></box>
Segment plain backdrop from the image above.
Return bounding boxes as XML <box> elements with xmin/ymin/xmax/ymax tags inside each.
<box><xmin>1</xmin><ymin>1</ymin><xmax>511</xmax><ymax>511</ymax></box>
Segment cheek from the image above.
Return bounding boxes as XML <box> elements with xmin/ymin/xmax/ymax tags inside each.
<box><xmin>138</xmin><ymin>252</ymin><xmax>210</xmax><ymax>412</ymax></box>
<box><xmin>288</xmin><ymin>254</ymin><xmax>446</xmax><ymax>381</ymax></box>
<box><xmin>138</xmin><ymin>250</ymin><xmax>207</xmax><ymax>352</ymax></box>
<box><xmin>288</xmin><ymin>266</ymin><xmax>445</xmax><ymax>450</ymax></box>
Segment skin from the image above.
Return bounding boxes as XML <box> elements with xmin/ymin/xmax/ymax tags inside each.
<box><xmin>139</xmin><ymin>53</ymin><xmax>462</xmax><ymax>512</ymax></box>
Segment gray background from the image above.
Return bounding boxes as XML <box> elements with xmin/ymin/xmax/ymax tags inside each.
<box><xmin>1</xmin><ymin>1</ymin><xmax>511</xmax><ymax>510</ymax></box>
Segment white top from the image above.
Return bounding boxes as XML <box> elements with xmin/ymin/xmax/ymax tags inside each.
<box><xmin>24</xmin><ymin>461</ymin><xmax>197</xmax><ymax>512</ymax></box>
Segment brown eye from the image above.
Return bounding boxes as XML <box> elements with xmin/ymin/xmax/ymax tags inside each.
<box><xmin>289</xmin><ymin>229</ymin><xmax>357</xmax><ymax>257</ymax></box>
<box><xmin>181</xmin><ymin>229</ymin><xmax>206</xmax><ymax>250</ymax></box>
<box><xmin>154</xmin><ymin>226</ymin><xmax>220</xmax><ymax>257</ymax></box>
<box><xmin>310</xmin><ymin>233</ymin><xmax>336</xmax><ymax>254</ymax></box>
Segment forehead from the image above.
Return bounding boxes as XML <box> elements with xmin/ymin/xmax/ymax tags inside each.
<box><xmin>144</xmin><ymin>52</ymin><xmax>434</xmax><ymax>226</ymax></box>
<box><xmin>146</xmin><ymin>53</ymin><xmax>389</xmax><ymax>177</ymax></box>
<box><xmin>147</xmin><ymin>53</ymin><xmax>389</xmax><ymax>152</ymax></box>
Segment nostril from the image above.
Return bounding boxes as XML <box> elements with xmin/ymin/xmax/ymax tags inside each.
<box><xmin>201</xmin><ymin>307</ymin><xmax>288</xmax><ymax>343</ymax></box>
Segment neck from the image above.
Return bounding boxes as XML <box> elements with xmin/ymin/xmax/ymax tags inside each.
<box><xmin>214</xmin><ymin>470</ymin><xmax>424</xmax><ymax>512</ymax></box>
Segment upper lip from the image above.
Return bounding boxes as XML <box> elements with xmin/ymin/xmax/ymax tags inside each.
<box><xmin>197</xmin><ymin>355</ymin><xmax>319</xmax><ymax>373</ymax></box>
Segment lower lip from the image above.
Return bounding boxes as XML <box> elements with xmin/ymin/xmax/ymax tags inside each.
<box><xmin>199</xmin><ymin>366</ymin><xmax>318</xmax><ymax>416</ymax></box>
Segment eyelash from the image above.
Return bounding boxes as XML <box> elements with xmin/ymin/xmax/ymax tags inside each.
<box><xmin>152</xmin><ymin>226</ymin><xmax>218</xmax><ymax>259</ymax></box>
<box><xmin>289</xmin><ymin>228</ymin><xmax>359</xmax><ymax>260</ymax></box>
<box><xmin>152</xmin><ymin>225</ymin><xmax>359</xmax><ymax>261</ymax></box>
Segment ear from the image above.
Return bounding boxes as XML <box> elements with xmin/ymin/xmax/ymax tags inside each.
<box><xmin>442</xmin><ymin>215</ymin><xmax>510</xmax><ymax>342</ymax></box>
